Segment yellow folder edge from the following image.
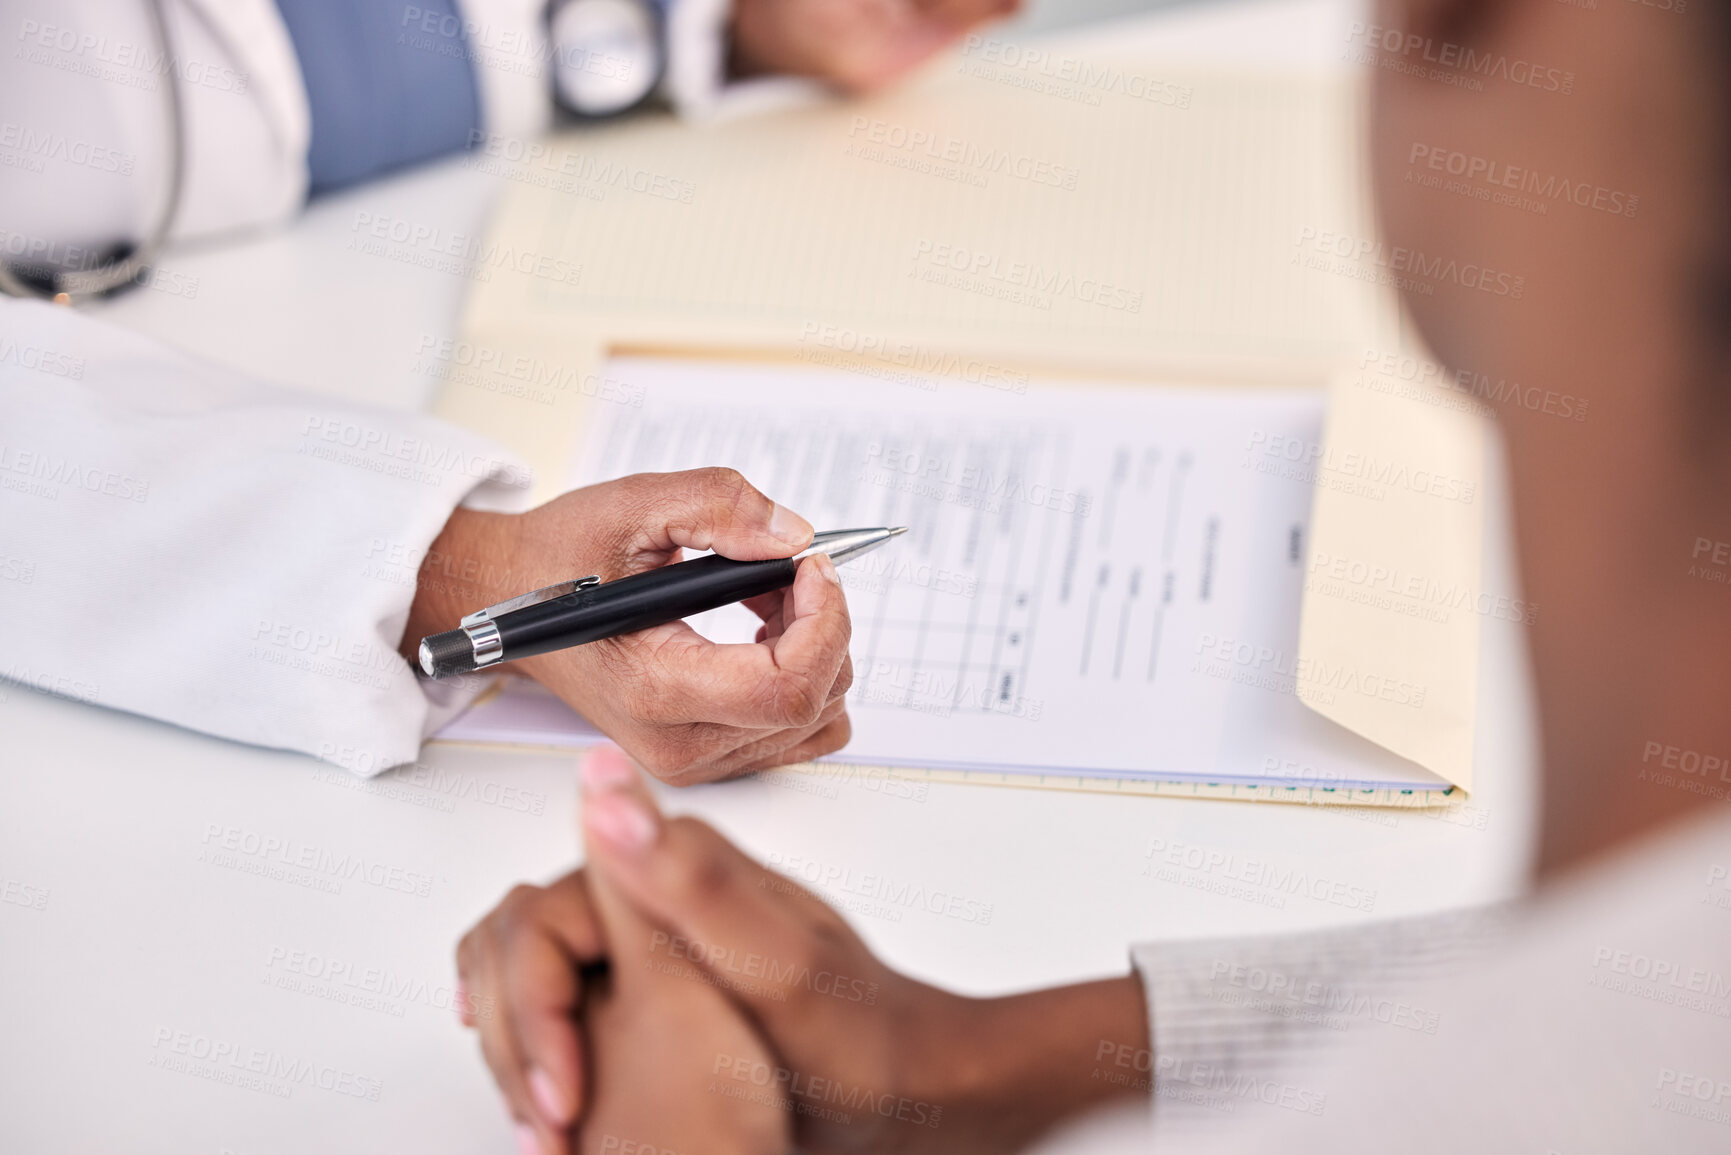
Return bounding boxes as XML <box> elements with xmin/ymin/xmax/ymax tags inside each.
<box><xmin>1296</xmin><ymin>362</ymin><xmax>1486</xmax><ymax>795</ymax></box>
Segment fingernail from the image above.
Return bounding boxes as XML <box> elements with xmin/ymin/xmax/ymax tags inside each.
<box><xmin>584</xmin><ymin>791</ymin><xmax>658</xmax><ymax>855</ymax></box>
<box><xmin>769</xmin><ymin>502</ymin><xmax>813</xmax><ymax>547</ymax></box>
<box><xmin>453</xmin><ymin>980</ymin><xmax>469</xmax><ymax>1023</ymax></box>
<box><xmin>528</xmin><ymin>1066</ymin><xmax>571</xmax><ymax>1126</ymax></box>
<box><xmin>813</xmin><ymin>553</ymin><xmax>841</xmax><ymax>585</ymax></box>
<box><xmin>580</xmin><ymin>746</ymin><xmax>638</xmax><ymax>794</ymax></box>
<box><xmin>514</xmin><ymin>1122</ymin><xmax>540</xmax><ymax>1155</ymax></box>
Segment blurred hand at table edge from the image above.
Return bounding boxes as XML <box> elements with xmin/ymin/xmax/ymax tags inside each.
<box><xmin>401</xmin><ymin>469</ymin><xmax>854</xmax><ymax>784</ymax></box>
<box><xmin>731</xmin><ymin>0</ymin><xmax>1025</xmax><ymax>93</ymax></box>
<box><xmin>457</xmin><ymin>747</ymin><xmax>1150</xmax><ymax>1155</ymax></box>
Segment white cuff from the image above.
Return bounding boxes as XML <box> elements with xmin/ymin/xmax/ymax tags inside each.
<box><xmin>454</xmin><ymin>0</ymin><xmax>558</xmax><ymax>141</ymax></box>
<box><xmin>660</xmin><ymin>0</ymin><xmax>730</xmax><ymax>116</ymax></box>
<box><xmin>661</xmin><ymin>0</ymin><xmax>826</xmax><ymax>121</ymax></box>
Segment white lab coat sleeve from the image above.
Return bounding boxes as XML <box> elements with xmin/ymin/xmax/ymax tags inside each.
<box><xmin>0</xmin><ymin>297</ymin><xmax>534</xmax><ymax>775</ymax></box>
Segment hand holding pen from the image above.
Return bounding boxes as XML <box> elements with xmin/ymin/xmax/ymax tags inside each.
<box><xmin>399</xmin><ymin>469</ymin><xmax>903</xmax><ymax>785</ymax></box>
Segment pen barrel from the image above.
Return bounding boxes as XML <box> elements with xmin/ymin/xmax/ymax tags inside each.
<box><xmin>496</xmin><ymin>554</ymin><xmax>801</xmax><ymax>663</ymax></box>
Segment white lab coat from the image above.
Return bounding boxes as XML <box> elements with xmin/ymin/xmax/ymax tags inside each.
<box><xmin>0</xmin><ymin>0</ymin><xmax>732</xmax><ymax>256</ymax></box>
<box><xmin>2</xmin><ymin>0</ymin><xmax>314</xmax><ymax>254</ymax></box>
<box><xmin>0</xmin><ymin>296</ymin><xmax>532</xmax><ymax>773</ymax></box>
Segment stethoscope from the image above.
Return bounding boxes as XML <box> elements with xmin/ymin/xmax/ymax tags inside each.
<box><xmin>0</xmin><ymin>0</ymin><xmax>183</xmax><ymax>305</ymax></box>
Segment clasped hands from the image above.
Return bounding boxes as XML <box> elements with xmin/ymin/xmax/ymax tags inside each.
<box><xmin>456</xmin><ymin>748</ymin><xmax>1150</xmax><ymax>1155</ymax></box>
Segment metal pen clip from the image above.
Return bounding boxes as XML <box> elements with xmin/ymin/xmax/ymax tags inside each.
<box><xmin>460</xmin><ymin>576</ymin><xmax>602</xmax><ymax>627</ymax></box>
<box><xmin>459</xmin><ymin>575</ymin><xmax>601</xmax><ymax>667</ymax></box>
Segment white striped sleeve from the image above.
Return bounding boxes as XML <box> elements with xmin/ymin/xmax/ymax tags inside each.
<box><xmin>1130</xmin><ymin>907</ymin><xmax>1506</xmax><ymax>1137</ymax></box>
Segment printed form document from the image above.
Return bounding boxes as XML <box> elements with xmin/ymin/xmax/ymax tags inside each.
<box><xmin>437</xmin><ymin>357</ymin><xmax>1448</xmax><ymax>794</ymax></box>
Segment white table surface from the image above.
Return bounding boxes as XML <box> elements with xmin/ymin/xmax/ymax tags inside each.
<box><xmin>0</xmin><ymin>1</ymin><xmax>1540</xmax><ymax>1152</ymax></box>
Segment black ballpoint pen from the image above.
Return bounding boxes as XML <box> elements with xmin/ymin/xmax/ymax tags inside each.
<box><xmin>417</xmin><ymin>526</ymin><xmax>909</xmax><ymax>679</ymax></box>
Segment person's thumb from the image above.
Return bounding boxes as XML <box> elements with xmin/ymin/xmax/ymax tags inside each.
<box><xmin>578</xmin><ymin>746</ymin><xmax>848</xmax><ymax>1033</ymax></box>
<box><xmin>627</xmin><ymin>467</ymin><xmax>813</xmax><ymax>561</ymax></box>
<box><xmin>574</xmin><ymin>771</ymin><xmax>660</xmax><ymax>996</ymax></box>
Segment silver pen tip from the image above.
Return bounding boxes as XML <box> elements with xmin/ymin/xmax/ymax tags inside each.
<box><xmin>889</xmin><ymin>526</ymin><xmax>909</xmax><ymax>537</ymax></box>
